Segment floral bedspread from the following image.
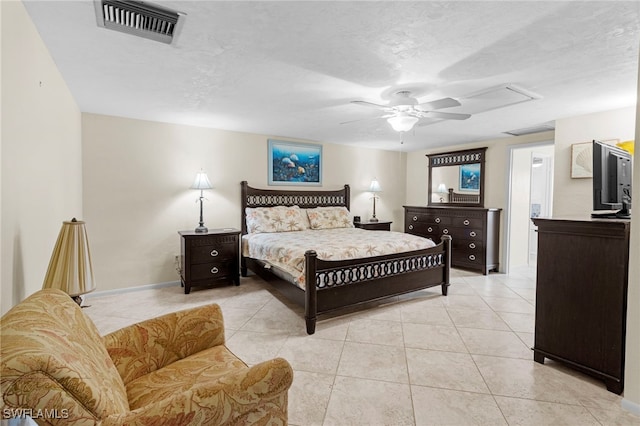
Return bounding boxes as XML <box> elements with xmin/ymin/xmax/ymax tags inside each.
<box><xmin>242</xmin><ymin>228</ymin><xmax>435</xmax><ymax>288</ymax></box>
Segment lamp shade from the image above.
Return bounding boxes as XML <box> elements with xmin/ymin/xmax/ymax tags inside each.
<box><xmin>43</xmin><ymin>219</ymin><xmax>96</xmax><ymax>297</ymax></box>
<box><xmin>369</xmin><ymin>178</ymin><xmax>382</xmax><ymax>192</ymax></box>
<box><xmin>387</xmin><ymin>114</ymin><xmax>419</xmax><ymax>132</ymax></box>
<box><xmin>437</xmin><ymin>183</ymin><xmax>447</xmax><ymax>194</ymax></box>
<box><xmin>191</xmin><ymin>170</ymin><xmax>213</xmax><ymax>190</ymax></box>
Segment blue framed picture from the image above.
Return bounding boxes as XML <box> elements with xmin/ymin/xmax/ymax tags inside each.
<box><xmin>459</xmin><ymin>163</ymin><xmax>481</xmax><ymax>191</ymax></box>
<box><xmin>268</xmin><ymin>139</ymin><xmax>322</xmax><ymax>186</ymax></box>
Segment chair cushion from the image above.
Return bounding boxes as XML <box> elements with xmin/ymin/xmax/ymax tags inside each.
<box><xmin>125</xmin><ymin>345</ymin><xmax>247</xmax><ymax>410</ymax></box>
<box><xmin>0</xmin><ymin>289</ymin><xmax>129</xmax><ymax>417</ymax></box>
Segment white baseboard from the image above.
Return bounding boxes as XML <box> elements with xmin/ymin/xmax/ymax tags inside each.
<box><xmin>85</xmin><ymin>280</ymin><xmax>180</xmax><ymax>298</ymax></box>
<box><xmin>622</xmin><ymin>398</ymin><xmax>640</xmax><ymax>416</ymax></box>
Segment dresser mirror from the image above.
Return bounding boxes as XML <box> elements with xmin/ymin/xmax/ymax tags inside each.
<box><xmin>427</xmin><ymin>147</ymin><xmax>487</xmax><ymax>207</ymax></box>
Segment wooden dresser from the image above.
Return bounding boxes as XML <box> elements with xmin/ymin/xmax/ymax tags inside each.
<box><xmin>404</xmin><ymin>206</ymin><xmax>501</xmax><ymax>274</ymax></box>
<box><xmin>531</xmin><ymin>217</ymin><xmax>630</xmax><ymax>394</ymax></box>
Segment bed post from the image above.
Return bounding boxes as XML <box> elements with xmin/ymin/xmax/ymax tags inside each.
<box><xmin>441</xmin><ymin>235</ymin><xmax>452</xmax><ymax>296</ymax></box>
<box><xmin>240</xmin><ymin>181</ymin><xmax>248</xmax><ymax>276</ymax></box>
<box><xmin>344</xmin><ymin>184</ymin><xmax>350</xmax><ymax>210</ymax></box>
<box><xmin>304</xmin><ymin>250</ymin><xmax>318</xmax><ymax>335</ymax></box>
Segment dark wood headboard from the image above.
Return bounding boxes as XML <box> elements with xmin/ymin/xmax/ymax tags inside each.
<box><xmin>240</xmin><ymin>181</ymin><xmax>350</xmax><ymax>234</ymax></box>
<box><xmin>448</xmin><ymin>188</ymin><xmax>481</xmax><ymax>204</ymax></box>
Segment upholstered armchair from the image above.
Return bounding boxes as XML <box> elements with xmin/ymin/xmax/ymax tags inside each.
<box><xmin>1</xmin><ymin>289</ymin><xmax>293</xmax><ymax>425</ymax></box>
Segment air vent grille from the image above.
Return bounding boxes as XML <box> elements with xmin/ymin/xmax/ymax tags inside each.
<box><xmin>504</xmin><ymin>123</ymin><xmax>555</xmax><ymax>136</ymax></box>
<box><xmin>95</xmin><ymin>0</ymin><xmax>185</xmax><ymax>44</ymax></box>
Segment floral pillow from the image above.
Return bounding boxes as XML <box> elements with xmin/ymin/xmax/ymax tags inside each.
<box><xmin>307</xmin><ymin>206</ymin><xmax>354</xmax><ymax>229</ymax></box>
<box><xmin>245</xmin><ymin>206</ymin><xmax>308</xmax><ymax>233</ymax></box>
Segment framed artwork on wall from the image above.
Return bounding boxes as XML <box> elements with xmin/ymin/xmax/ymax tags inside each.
<box><xmin>570</xmin><ymin>142</ymin><xmax>593</xmax><ymax>178</ymax></box>
<box><xmin>459</xmin><ymin>163</ymin><xmax>481</xmax><ymax>191</ymax></box>
<box><xmin>268</xmin><ymin>139</ymin><xmax>322</xmax><ymax>186</ymax></box>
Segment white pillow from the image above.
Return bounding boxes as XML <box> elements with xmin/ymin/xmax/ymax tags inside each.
<box><xmin>245</xmin><ymin>206</ymin><xmax>309</xmax><ymax>233</ymax></box>
<box><xmin>307</xmin><ymin>206</ymin><xmax>354</xmax><ymax>229</ymax></box>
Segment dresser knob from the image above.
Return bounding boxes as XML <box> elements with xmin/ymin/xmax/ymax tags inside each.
<box><xmin>210</xmin><ymin>249</ymin><xmax>219</xmax><ymax>257</ymax></box>
<box><xmin>463</xmin><ymin>219</ymin><xmax>470</xmax><ymax>226</ymax></box>
<box><xmin>413</xmin><ymin>216</ymin><xmax>417</xmax><ymax>221</ymax></box>
<box><xmin>442</xmin><ymin>228</ymin><xmax>449</xmax><ymax>235</ymax></box>
<box><xmin>409</xmin><ymin>224</ymin><xmax>414</xmax><ymax>230</ymax></box>
<box><xmin>428</xmin><ymin>227</ymin><xmax>433</xmax><ymax>232</ymax></box>
<box><xmin>210</xmin><ymin>267</ymin><xmax>219</xmax><ymax>274</ymax></box>
<box><xmin>435</xmin><ymin>217</ymin><xmax>441</xmax><ymax>223</ymax></box>
<box><xmin>470</xmin><ymin>231</ymin><xmax>477</xmax><ymax>237</ymax></box>
<box><xmin>469</xmin><ymin>255</ymin><xmax>476</xmax><ymax>261</ymax></box>
<box><xmin>469</xmin><ymin>242</ymin><xmax>476</xmax><ymax>249</ymax></box>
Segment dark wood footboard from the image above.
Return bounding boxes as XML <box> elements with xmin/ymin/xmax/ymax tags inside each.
<box><xmin>303</xmin><ymin>235</ymin><xmax>451</xmax><ymax>334</ymax></box>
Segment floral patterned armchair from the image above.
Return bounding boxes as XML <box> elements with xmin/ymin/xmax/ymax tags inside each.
<box><xmin>1</xmin><ymin>289</ymin><xmax>293</xmax><ymax>425</ymax></box>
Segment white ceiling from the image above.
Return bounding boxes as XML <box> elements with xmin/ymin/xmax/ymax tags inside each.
<box><xmin>23</xmin><ymin>1</ymin><xmax>640</xmax><ymax>152</ymax></box>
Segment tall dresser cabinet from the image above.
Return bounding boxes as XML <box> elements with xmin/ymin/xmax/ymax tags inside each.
<box><xmin>531</xmin><ymin>218</ymin><xmax>630</xmax><ymax>394</ymax></box>
<box><xmin>404</xmin><ymin>206</ymin><xmax>501</xmax><ymax>274</ymax></box>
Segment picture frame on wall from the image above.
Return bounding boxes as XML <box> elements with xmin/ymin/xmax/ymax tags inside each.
<box><xmin>570</xmin><ymin>141</ymin><xmax>593</xmax><ymax>178</ymax></box>
<box><xmin>268</xmin><ymin>139</ymin><xmax>322</xmax><ymax>186</ymax></box>
<box><xmin>459</xmin><ymin>163</ymin><xmax>481</xmax><ymax>191</ymax></box>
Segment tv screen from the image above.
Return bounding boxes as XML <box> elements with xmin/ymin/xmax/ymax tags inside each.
<box><xmin>592</xmin><ymin>140</ymin><xmax>632</xmax><ymax>219</ymax></box>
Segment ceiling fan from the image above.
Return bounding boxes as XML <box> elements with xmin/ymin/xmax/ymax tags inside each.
<box><xmin>348</xmin><ymin>90</ymin><xmax>471</xmax><ymax>132</ymax></box>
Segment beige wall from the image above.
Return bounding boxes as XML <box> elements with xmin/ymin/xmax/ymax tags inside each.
<box><xmin>81</xmin><ymin>113</ymin><xmax>407</xmax><ymax>292</ymax></box>
<box><xmin>553</xmin><ymin>106</ymin><xmax>636</xmax><ymax>217</ymax></box>
<box><xmin>1</xmin><ymin>1</ymin><xmax>83</xmax><ymax>315</ymax></box>
<box><xmin>623</xmin><ymin>76</ymin><xmax>640</xmax><ymax>414</ymax></box>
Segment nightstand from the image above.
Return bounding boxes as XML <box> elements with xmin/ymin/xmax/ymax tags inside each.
<box><xmin>178</xmin><ymin>228</ymin><xmax>240</xmax><ymax>294</ymax></box>
<box><xmin>354</xmin><ymin>220</ymin><xmax>392</xmax><ymax>231</ymax></box>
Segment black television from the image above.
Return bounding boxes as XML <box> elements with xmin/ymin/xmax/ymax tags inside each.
<box><xmin>592</xmin><ymin>140</ymin><xmax>632</xmax><ymax>219</ymax></box>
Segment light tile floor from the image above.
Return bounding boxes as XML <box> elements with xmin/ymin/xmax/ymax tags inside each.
<box><xmin>84</xmin><ymin>266</ymin><xmax>640</xmax><ymax>426</ymax></box>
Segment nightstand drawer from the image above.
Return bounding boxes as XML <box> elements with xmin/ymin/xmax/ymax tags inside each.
<box><xmin>190</xmin><ymin>261</ymin><xmax>234</xmax><ymax>281</ymax></box>
<box><xmin>189</xmin><ymin>243</ymin><xmax>236</xmax><ymax>263</ymax></box>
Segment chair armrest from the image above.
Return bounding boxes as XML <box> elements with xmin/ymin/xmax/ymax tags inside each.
<box><xmin>103</xmin><ymin>303</ymin><xmax>225</xmax><ymax>384</ymax></box>
<box><xmin>101</xmin><ymin>358</ymin><xmax>294</xmax><ymax>426</ymax></box>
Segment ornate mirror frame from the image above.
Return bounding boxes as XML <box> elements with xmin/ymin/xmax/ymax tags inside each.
<box><xmin>427</xmin><ymin>147</ymin><xmax>487</xmax><ymax>207</ymax></box>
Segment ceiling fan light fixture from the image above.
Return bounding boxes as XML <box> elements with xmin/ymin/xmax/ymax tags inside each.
<box><xmin>387</xmin><ymin>114</ymin><xmax>419</xmax><ymax>132</ymax></box>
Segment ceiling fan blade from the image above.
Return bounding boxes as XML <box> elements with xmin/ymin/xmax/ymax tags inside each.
<box><xmin>421</xmin><ymin>111</ymin><xmax>471</xmax><ymax>120</ymax></box>
<box><xmin>350</xmin><ymin>100</ymin><xmax>393</xmax><ymax>111</ymax></box>
<box><xmin>417</xmin><ymin>97</ymin><xmax>461</xmax><ymax>110</ymax></box>
<box><xmin>340</xmin><ymin>114</ymin><xmax>393</xmax><ymax>125</ymax></box>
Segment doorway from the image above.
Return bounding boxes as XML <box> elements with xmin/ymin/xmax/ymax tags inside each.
<box><xmin>506</xmin><ymin>142</ymin><xmax>554</xmax><ymax>272</ymax></box>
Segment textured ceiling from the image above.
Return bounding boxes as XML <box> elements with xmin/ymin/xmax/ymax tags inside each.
<box><xmin>23</xmin><ymin>1</ymin><xmax>640</xmax><ymax>151</ymax></box>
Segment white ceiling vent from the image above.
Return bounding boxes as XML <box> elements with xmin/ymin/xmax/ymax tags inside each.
<box><xmin>504</xmin><ymin>122</ymin><xmax>555</xmax><ymax>136</ymax></box>
<box><xmin>453</xmin><ymin>84</ymin><xmax>543</xmax><ymax>115</ymax></box>
<box><xmin>94</xmin><ymin>0</ymin><xmax>185</xmax><ymax>45</ymax></box>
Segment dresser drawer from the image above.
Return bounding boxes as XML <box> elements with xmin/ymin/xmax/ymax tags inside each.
<box><xmin>189</xmin><ymin>242</ymin><xmax>236</xmax><ymax>263</ymax></box>
<box><xmin>452</xmin><ymin>239</ymin><xmax>483</xmax><ymax>252</ymax></box>
<box><xmin>442</xmin><ymin>227</ymin><xmax>483</xmax><ymax>240</ymax></box>
<box><xmin>407</xmin><ymin>222</ymin><xmax>440</xmax><ymax>236</ymax></box>
<box><xmin>453</xmin><ymin>250</ymin><xmax>485</xmax><ymax>266</ymax></box>
<box><xmin>407</xmin><ymin>212</ymin><xmax>452</xmax><ymax>226</ymax></box>
<box><xmin>450</xmin><ymin>217</ymin><xmax>484</xmax><ymax>228</ymax></box>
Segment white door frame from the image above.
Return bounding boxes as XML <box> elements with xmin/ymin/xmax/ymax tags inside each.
<box><xmin>503</xmin><ymin>140</ymin><xmax>554</xmax><ymax>274</ymax></box>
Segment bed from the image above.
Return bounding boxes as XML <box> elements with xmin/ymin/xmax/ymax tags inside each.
<box><xmin>240</xmin><ymin>181</ymin><xmax>452</xmax><ymax>334</ymax></box>
<box><xmin>448</xmin><ymin>188</ymin><xmax>481</xmax><ymax>204</ymax></box>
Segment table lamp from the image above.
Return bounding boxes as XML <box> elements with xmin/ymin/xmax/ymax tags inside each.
<box><xmin>42</xmin><ymin>218</ymin><xmax>96</xmax><ymax>306</ymax></box>
<box><xmin>369</xmin><ymin>178</ymin><xmax>382</xmax><ymax>222</ymax></box>
<box><xmin>191</xmin><ymin>169</ymin><xmax>213</xmax><ymax>233</ymax></box>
